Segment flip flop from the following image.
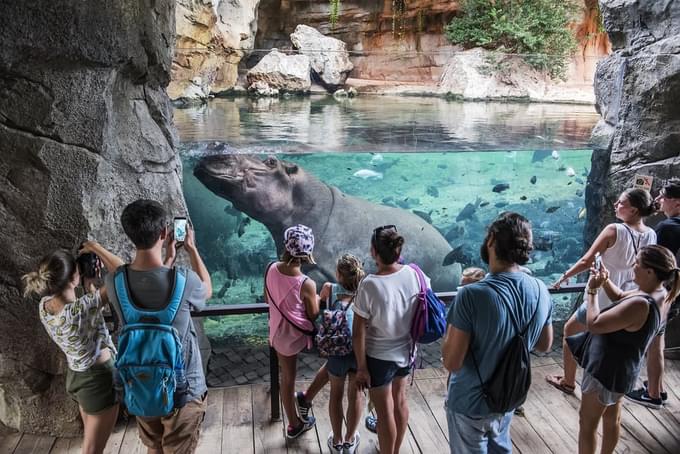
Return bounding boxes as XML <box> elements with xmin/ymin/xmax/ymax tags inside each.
<box><xmin>545</xmin><ymin>374</ymin><xmax>576</xmax><ymax>395</ymax></box>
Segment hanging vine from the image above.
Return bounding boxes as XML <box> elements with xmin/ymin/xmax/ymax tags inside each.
<box><xmin>329</xmin><ymin>0</ymin><xmax>340</xmax><ymax>29</ymax></box>
<box><xmin>392</xmin><ymin>0</ymin><xmax>407</xmax><ymax>39</ymax></box>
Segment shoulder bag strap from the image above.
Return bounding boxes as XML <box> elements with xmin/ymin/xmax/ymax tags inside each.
<box><xmin>622</xmin><ymin>224</ymin><xmax>641</xmax><ymax>256</ymax></box>
<box><xmin>264</xmin><ymin>262</ymin><xmax>316</xmax><ymax>336</ymax></box>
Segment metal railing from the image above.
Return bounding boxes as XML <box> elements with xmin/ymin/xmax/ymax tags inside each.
<box><xmin>190</xmin><ymin>282</ymin><xmax>586</xmax><ymax>421</ymax></box>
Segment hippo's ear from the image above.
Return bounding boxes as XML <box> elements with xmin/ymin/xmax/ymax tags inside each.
<box><xmin>284</xmin><ymin>163</ymin><xmax>299</xmax><ymax>175</ymax></box>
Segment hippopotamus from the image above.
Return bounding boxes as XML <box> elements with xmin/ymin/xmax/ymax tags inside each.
<box><xmin>194</xmin><ymin>151</ymin><xmax>461</xmax><ymax>291</ymax></box>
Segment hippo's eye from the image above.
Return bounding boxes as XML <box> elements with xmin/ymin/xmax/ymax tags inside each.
<box><xmin>264</xmin><ymin>157</ymin><xmax>277</xmax><ymax>167</ymax></box>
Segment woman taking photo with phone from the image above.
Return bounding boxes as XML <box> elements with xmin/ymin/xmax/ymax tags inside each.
<box><xmin>353</xmin><ymin>225</ymin><xmax>426</xmax><ymax>454</ymax></box>
<box><xmin>22</xmin><ymin>241</ymin><xmax>124</xmax><ymax>454</ymax></box>
<box><xmin>569</xmin><ymin>244</ymin><xmax>680</xmax><ymax>454</ymax></box>
<box><xmin>547</xmin><ymin>188</ymin><xmax>657</xmax><ymax>394</ymax></box>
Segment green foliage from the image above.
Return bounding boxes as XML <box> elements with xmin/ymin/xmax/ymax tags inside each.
<box><xmin>445</xmin><ymin>0</ymin><xmax>578</xmax><ymax>79</ymax></box>
<box><xmin>329</xmin><ymin>0</ymin><xmax>340</xmax><ymax>29</ymax></box>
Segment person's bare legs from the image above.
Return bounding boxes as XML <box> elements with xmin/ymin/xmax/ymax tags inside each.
<box><xmin>391</xmin><ymin>376</ymin><xmax>409</xmax><ymax>454</ymax></box>
<box><xmin>369</xmin><ymin>384</ymin><xmax>396</xmax><ymax>454</ymax></box>
<box><xmin>303</xmin><ymin>362</ymin><xmax>329</xmax><ymax>404</ymax></box>
<box><xmin>547</xmin><ymin>313</ymin><xmax>585</xmax><ymax>390</ymax></box>
<box><xmin>579</xmin><ymin>391</ymin><xmax>607</xmax><ymax>454</ymax></box>
<box><xmin>345</xmin><ymin>373</ymin><xmax>363</xmax><ymax>443</ymax></box>
<box><xmin>601</xmin><ymin>400</ymin><xmax>622</xmax><ymax>454</ymax></box>
<box><xmin>329</xmin><ymin>374</ymin><xmax>346</xmax><ymax>445</ymax></box>
<box><xmin>278</xmin><ymin>352</ymin><xmax>303</xmax><ymax>428</ymax></box>
<box><xmin>80</xmin><ymin>403</ymin><xmax>119</xmax><ymax>454</ymax></box>
<box><xmin>646</xmin><ymin>335</ymin><xmax>664</xmax><ymax>399</ymax></box>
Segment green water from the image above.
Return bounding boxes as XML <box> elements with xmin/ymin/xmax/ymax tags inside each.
<box><xmin>175</xmin><ymin>96</ymin><xmax>600</xmax><ymax>341</ymax></box>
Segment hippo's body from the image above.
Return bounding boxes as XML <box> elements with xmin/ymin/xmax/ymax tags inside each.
<box><xmin>194</xmin><ymin>151</ymin><xmax>460</xmax><ymax>291</ymax></box>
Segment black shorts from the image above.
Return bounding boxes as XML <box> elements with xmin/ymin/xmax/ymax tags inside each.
<box><xmin>366</xmin><ymin>356</ymin><xmax>411</xmax><ymax>388</ymax></box>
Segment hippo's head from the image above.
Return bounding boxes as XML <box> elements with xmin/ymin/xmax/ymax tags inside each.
<box><xmin>194</xmin><ymin>154</ymin><xmax>303</xmax><ymax>223</ymax></box>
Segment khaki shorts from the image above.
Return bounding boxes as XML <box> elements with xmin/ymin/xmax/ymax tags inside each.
<box><xmin>65</xmin><ymin>358</ymin><xmax>117</xmax><ymax>415</ymax></box>
<box><xmin>137</xmin><ymin>394</ymin><xmax>207</xmax><ymax>454</ymax></box>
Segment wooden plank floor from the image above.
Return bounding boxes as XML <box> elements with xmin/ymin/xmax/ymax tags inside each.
<box><xmin>3</xmin><ymin>356</ymin><xmax>680</xmax><ymax>453</ymax></box>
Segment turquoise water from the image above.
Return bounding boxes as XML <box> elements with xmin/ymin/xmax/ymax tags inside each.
<box><xmin>175</xmin><ymin>96</ymin><xmax>600</xmax><ymax>341</ymax></box>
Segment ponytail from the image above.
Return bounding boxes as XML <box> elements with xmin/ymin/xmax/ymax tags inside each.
<box><xmin>336</xmin><ymin>254</ymin><xmax>365</xmax><ymax>293</ymax></box>
<box><xmin>666</xmin><ymin>268</ymin><xmax>680</xmax><ymax>307</ymax></box>
<box><xmin>638</xmin><ymin>245</ymin><xmax>680</xmax><ymax>306</ymax></box>
<box><xmin>21</xmin><ymin>250</ymin><xmax>77</xmax><ymax>298</ymax></box>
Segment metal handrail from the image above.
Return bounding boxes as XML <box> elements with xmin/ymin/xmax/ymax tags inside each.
<box><xmin>188</xmin><ymin>282</ymin><xmax>587</xmax><ymax>420</ymax></box>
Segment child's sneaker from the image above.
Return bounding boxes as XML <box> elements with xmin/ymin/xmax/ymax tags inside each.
<box><xmin>365</xmin><ymin>414</ymin><xmax>377</xmax><ymax>433</ymax></box>
<box><xmin>286</xmin><ymin>416</ymin><xmax>316</xmax><ymax>439</ymax></box>
<box><xmin>327</xmin><ymin>432</ymin><xmax>343</xmax><ymax>454</ymax></box>
<box><xmin>295</xmin><ymin>391</ymin><xmax>313</xmax><ymax>422</ymax></box>
<box><xmin>343</xmin><ymin>432</ymin><xmax>361</xmax><ymax>454</ymax></box>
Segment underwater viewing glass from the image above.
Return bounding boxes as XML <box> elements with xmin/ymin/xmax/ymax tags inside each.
<box><xmin>175</xmin><ymin>95</ymin><xmax>600</xmax><ymax>343</ymax></box>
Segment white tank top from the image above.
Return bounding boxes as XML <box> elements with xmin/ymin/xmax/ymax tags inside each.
<box><xmin>596</xmin><ymin>223</ymin><xmax>657</xmax><ymax>307</ymax></box>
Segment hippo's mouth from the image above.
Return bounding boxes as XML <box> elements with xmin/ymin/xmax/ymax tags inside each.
<box><xmin>195</xmin><ymin>156</ymin><xmax>271</xmax><ymax>191</ymax></box>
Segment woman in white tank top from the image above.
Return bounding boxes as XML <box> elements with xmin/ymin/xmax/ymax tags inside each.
<box><xmin>546</xmin><ymin>188</ymin><xmax>657</xmax><ymax>394</ymax></box>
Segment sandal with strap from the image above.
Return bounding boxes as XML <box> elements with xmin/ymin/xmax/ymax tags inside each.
<box><xmin>545</xmin><ymin>374</ymin><xmax>576</xmax><ymax>395</ymax></box>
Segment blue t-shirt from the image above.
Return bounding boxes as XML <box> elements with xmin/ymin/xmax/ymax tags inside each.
<box><xmin>446</xmin><ymin>272</ymin><xmax>553</xmax><ymax>416</ymax></box>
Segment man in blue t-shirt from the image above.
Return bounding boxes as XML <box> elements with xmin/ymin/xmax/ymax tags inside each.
<box><xmin>442</xmin><ymin>212</ymin><xmax>553</xmax><ymax>453</ymax></box>
<box><xmin>626</xmin><ymin>179</ymin><xmax>680</xmax><ymax>409</ymax></box>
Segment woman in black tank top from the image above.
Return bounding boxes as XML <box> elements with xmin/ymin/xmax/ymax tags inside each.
<box><xmin>570</xmin><ymin>245</ymin><xmax>680</xmax><ymax>454</ymax></box>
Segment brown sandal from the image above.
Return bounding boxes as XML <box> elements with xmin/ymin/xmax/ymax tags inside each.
<box><xmin>546</xmin><ymin>374</ymin><xmax>576</xmax><ymax>395</ymax></box>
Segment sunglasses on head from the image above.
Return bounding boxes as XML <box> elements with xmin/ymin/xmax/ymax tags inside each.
<box><xmin>372</xmin><ymin>224</ymin><xmax>397</xmax><ymax>242</ymax></box>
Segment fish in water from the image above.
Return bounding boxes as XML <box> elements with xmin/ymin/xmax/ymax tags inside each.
<box><xmin>493</xmin><ymin>183</ymin><xmax>510</xmax><ymax>193</ymax></box>
<box><xmin>575</xmin><ymin>177</ymin><xmax>584</xmax><ymax>185</ymax></box>
<box><xmin>530</xmin><ymin>176</ymin><xmax>537</xmax><ymax>184</ymax></box>
<box><xmin>567</xmin><ymin>181</ymin><xmax>573</xmax><ymax>185</ymax></box>
<box><xmin>370</xmin><ymin>153</ymin><xmax>384</xmax><ymax>165</ymax></box>
<box><xmin>551</xmin><ymin>150</ymin><xmax>560</xmax><ymax>160</ymax></box>
<box><xmin>437</xmin><ymin>163</ymin><xmax>448</xmax><ymax>169</ymax></box>
<box><xmin>533</xmin><ymin>237</ymin><xmax>553</xmax><ymax>252</ymax></box>
<box><xmin>495</xmin><ymin>201</ymin><xmax>508</xmax><ymax>208</ymax></box>
<box><xmin>445</xmin><ymin>224</ymin><xmax>465</xmax><ymax>242</ymax></box>
<box><xmin>456</xmin><ymin>202</ymin><xmax>478</xmax><ymax>222</ymax></box>
<box><xmin>520</xmin><ymin>196</ymin><xmax>527</xmax><ymax>201</ymax></box>
<box><xmin>557</xmin><ymin>164</ymin><xmax>566</xmax><ymax>171</ymax></box>
<box><xmin>401</xmin><ymin>176</ymin><xmax>409</xmax><ymax>182</ymax></box>
<box><xmin>546</xmin><ymin>206</ymin><xmax>560</xmax><ymax>213</ymax></box>
<box><xmin>479</xmin><ymin>201</ymin><xmax>490</xmax><ymax>207</ymax></box>
<box><xmin>531</xmin><ymin>150</ymin><xmax>552</xmax><ymax>163</ymax></box>
<box><xmin>442</xmin><ymin>244</ymin><xmax>472</xmax><ymax>267</ymax></box>
<box><xmin>353</xmin><ymin>169</ymin><xmax>383</xmax><ymax>179</ymax></box>
<box><xmin>566</xmin><ymin>167</ymin><xmax>576</xmax><ymax>177</ymax></box>
<box><xmin>413</xmin><ymin>210</ymin><xmax>433</xmax><ymax>224</ymax></box>
<box><xmin>426</xmin><ymin>185</ymin><xmax>439</xmax><ymax>197</ymax></box>
<box><xmin>578</xmin><ymin>207</ymin><xmax>587</xmax><ymax>219</ymax></box>
<box><xmin>217</xmin><ymin>280</ymin><xmax>231</xmax><ymax>298</ymax></box>
<box><xmin>237</xmin><ymin>217</ymin><xmax>251</xmax><ymax>237</ymax></box>
<box><xmin>575</xmin><ymin>189</ymin><xmax>584</xmax><ymax>197</ymax></box>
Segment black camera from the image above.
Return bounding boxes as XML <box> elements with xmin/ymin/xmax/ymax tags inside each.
<box><xmin>77</xmin><ymin>252</ymin><xmax>100</xmax><ymax>279</ymax></box>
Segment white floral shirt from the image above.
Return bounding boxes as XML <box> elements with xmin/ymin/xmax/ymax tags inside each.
<box><xmin>39</xmin><ymin>290</ymin><xmax>116</xmax><ymax>372</ymax></box>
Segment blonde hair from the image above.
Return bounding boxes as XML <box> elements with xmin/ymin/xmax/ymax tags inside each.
<box><xmin>336</xmin><ymin>254</ymin><xmax>365</xmax><ymax>293</ymax></box>
<box><xmin>22</xmin><ymin>250</ymin><xmax>77</xmax><ymax>298</ymax></box>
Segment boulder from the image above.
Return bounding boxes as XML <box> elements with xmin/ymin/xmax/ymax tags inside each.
<box><xmin>0</xmin><ymin>0</ymin><xmax>189</xmax><ymax>435</ymax></box>
<box><xmin>248</xmin><ymin>80</ymin><xmax>280</xmax><ymax>97</ymax></box>
<box><xmin>290</xmin><ymin>24</ymin><xmax>353</xmax><ymax>90</ymax></box>
<box><xmin>246</xmin><ymin>49</ymin><xmax>311</xmax><ymax>93</ymax></box>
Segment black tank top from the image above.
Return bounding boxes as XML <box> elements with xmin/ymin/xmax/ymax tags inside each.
<box><xmin>579</xmin><ymin>294</ymin><xmax>660</xmax><ymax>393</ymax></box>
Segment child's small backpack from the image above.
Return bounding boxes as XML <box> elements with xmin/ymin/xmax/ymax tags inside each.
<box><xmin>409</xmin><ymin>263</ymin><xmax>447</xmax><ymax>346</ymax></box>
<box><xmin>315</xmin><ymin>286</ymin><xmax>353</xmax><ymax>357</ymax></box>
<box><xmin>113</xmin><ymin>266</ymin><xmax>189</xmax><ymax>417</ymax></box>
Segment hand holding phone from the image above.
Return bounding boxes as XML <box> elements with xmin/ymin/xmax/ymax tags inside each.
<box><xmin>174</xmin><ymin>217</ymin><xmax>187</xmax><ymax>243</ymax></box>
<box><xmin>594</xmin><ymin>252</ymin><xmax>602</xmax><ymax>272</ymax></box>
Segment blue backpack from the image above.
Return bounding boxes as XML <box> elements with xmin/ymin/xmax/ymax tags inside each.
<box><xmin>408</xmin><ymin>263</ymin><xmax>447</xmax><ymax>345</ymax></box>
<box><xmin>114</xmin><ymin>266</ymin><xmax>189</xmax><ymax>417</ymax></box>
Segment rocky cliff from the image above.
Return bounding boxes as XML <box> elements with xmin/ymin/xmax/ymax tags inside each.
<box><xmin>173</xmin><ymin>0</ymin><xmax>609</xmax><ymax>102</ymax></box>
<box><xmin>0</xmin><ymin>0</ymin><xmax>184</xmax><ymax>435</ymax></box>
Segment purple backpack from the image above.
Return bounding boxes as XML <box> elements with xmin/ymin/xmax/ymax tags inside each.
<box><xmin>409</xmin><ymin>263</ymin><xmax>447</xmax><ymax>347</ymax></box>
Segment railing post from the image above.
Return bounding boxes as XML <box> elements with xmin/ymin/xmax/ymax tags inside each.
<box><xmin>269</xmin><ymin>345</ymin><xmax>281</xmax><ymax>421</ymax></box>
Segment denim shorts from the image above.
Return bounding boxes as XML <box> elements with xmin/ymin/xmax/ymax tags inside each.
<box><xmin>446</xmin><ymin>408</ymin><xmax>513</xmax><ymax>454</ymax></box>
<box><xmin>366</xmin><ymin>356</ymin><xmax>411</xmax><ymax>388</ymax></box>
<box><xmin>327</xmin><ymin>353</ymin><xmax>357</xmax><ymax>378</ymax></box>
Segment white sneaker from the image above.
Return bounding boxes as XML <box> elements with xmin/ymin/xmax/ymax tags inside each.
<box><xmin>327</xmin><ymin>432</ymin><xmax>343</xmax><ymax>454</ymax></box>
<box><xmin>343</xmin><ymin>432</ymin><xmax>361</xmax><ymax>454</ymax></box>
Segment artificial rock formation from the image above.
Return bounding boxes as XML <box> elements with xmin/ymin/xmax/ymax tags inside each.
<box><xmin>246</xmin><ymin>49</ymin><xmax>311</xmax><ymax>93</ymax></box>
<box><xmin>0</xmin><ymin>0</ymin><xmax>184</xmax><ymax>435</ymax></box>
<box><xmin>290</xmin><ymin>24</ymin><xmax>354</xmax><ymax>90</ymax></box>
<box><xmin>587</xmin><ymin>0</ymin><xmax>680</xmax><ymax>339</ymax></box>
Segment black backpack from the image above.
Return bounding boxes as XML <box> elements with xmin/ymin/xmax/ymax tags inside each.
<box><xmin>469</xmin><ymin>279</ymin><xmax>542</xmax><ymax>413</ymax></box>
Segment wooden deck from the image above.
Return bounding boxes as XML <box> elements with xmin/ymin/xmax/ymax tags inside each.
<box><xmin>2</xmin><ymin>355</ymin><xmax>680</xmax><ymax>453</ymax></box>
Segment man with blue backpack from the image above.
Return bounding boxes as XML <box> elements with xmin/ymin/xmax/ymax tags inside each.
<box><xmin>105</xmin><ymin>199</ymin><xmax>212</xmax><ymax>454</ymax></box>
<box><xmin>442</xmin><ymin>212</ymin><xmax>553</xmax><ymax>453</ymax></box>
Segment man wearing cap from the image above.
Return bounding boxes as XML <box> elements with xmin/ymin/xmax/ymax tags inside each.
<box><xmin>626</xmin><ymin>179</ymin><xmax>680</xmax><ymax>408</ymax></box>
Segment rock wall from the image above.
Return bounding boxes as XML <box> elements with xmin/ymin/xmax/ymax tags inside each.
<box><xmin>0</xmin><ymin>0</ymin><xmax>184</xmax><ymax>435</ymax></box>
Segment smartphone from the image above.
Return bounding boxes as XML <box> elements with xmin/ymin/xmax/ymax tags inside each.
<box><xmin>594</xmin><ymin>252</ymin><xmax>602</xmax><ymax>271</ymax></box>
<box><xmin>174</xmin><ymin>217</ymin><xmax>187</xmax><ymax>242</ymax></box>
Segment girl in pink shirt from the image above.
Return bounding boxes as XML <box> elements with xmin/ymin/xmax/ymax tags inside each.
<box><xmin>264</xmin><ymin>224</ymin><xmax>319</xmax><ymax>439</ymax></box>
